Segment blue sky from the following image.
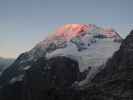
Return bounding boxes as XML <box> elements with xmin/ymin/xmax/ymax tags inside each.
<box><xmin>0</xmin><ymin>0</ymin><xmax>133</xmax><ymax>58</ymax></box>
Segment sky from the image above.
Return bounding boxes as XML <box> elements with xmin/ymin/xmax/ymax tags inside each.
<box><xmin>0</xmin><ymin>0</ymin><xmax>133</xmax><ymax>58</ymax></box>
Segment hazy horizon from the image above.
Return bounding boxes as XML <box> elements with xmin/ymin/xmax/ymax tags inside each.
<box><xmin>0</xmin><ymin>0</ymin><xmax>133</xmax><ymax>58</ymax></box>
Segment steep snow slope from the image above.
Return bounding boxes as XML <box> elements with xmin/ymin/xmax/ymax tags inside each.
<box><xmin>46</xmin><ymin>38</ymin><xmax>120</xmax><ymax>86</ymax></box>
<box><xmin>47</xmin><ymin>39</ymin><xmax>120</xmax><ymax>72</ymax></box>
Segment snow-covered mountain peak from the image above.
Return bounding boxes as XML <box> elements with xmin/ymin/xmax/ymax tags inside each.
<box><xmin>26</xmin><ymin>24</ymin><xmax>122</xmax><ymax>86</ymax></box>
<box><xmin>31</xmin><ymin>24</ymin><xmax>122</xmax><ymax>55</ymax></box>
<box><xmin>55</xmin><ymin>24</ymin><xmax>94</xmax><ymax>40</ymax></box>
<box><xmin>34</xmin><ymin>24</ymin><xmax>122</xmax><ymax>51</ymax></box>
<box><xmin>0</xmin><ymin>24</ymin><xmax>122</xmax><ymax>87</ymax></box>
<box><xmin>52</xmin><ymin>24</ymin><xmax>121</xmax><ymax>41</ymax></box>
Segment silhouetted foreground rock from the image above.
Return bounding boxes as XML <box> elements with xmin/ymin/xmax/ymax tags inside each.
<box><xmin>91</xmin><ymin>30</ymin><xmax>133</xmax><ymax>99</ymax></box>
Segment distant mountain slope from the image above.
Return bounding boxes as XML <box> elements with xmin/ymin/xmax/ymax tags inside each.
<box><xmin>0</xmin><ymin>57</ymin><xmax>14</xmax><ymax>73</ymax></box>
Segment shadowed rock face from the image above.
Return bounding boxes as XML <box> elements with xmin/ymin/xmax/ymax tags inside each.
<box><xmin>0</xmin><ymin>57</ymin><xmax>82</xmax><ymax>100</ymax></box>
<box><xmin>24</xmin><ymin>56</ymin><xmax>80</xmax><ymax>90</ymax></box>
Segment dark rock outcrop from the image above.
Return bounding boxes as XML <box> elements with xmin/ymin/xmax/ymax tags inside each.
<box><xmin>90</xmin><ymin>30</ymin><xmax>133</xmax><ymax>99</ymax></box>
<box><xmin>93</xmin><ymin>30</ymin><xmax>133</xmax><ymax>82</ymax></box>
<box><xmin>0</xmin><ymin>56</ymin><xmax>82</xmax><ymax>100</ymax></box>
